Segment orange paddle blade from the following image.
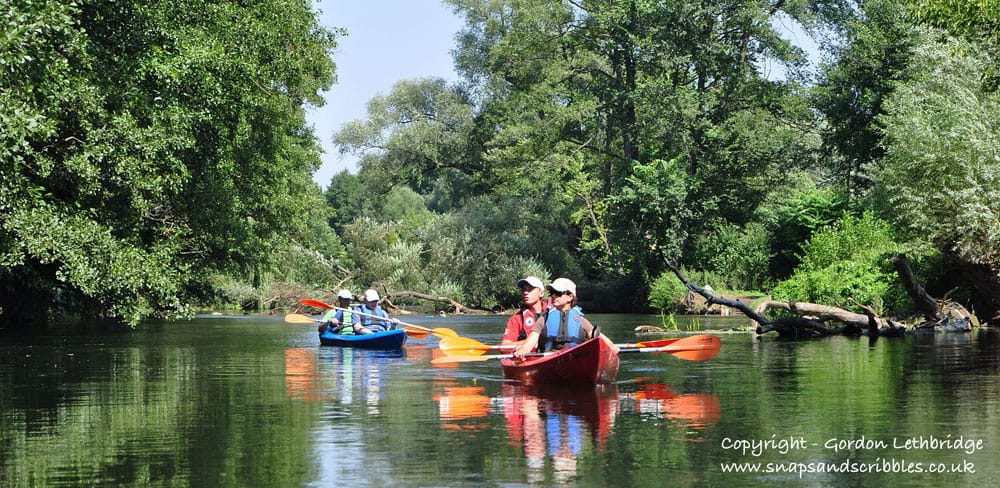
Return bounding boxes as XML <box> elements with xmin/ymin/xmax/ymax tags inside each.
<box><xmin>619</xmin><ymin>334</ymin><xmax>721</xmax><ymax>361</ymax></box>
<box><xmin>403</xmin><ymin>326</ymin><xmax>431</xmax><ymax>339</ymax></box>
<box><xmin>661</xmin><ymin>334</ymin><xmax>721</xmax><ymax>361</ymax></box>
<box><xmin>430</xmin><ymin>328</ymin><xmax>461</xmax><ymax>339</ymax></box>
<box><xmin>301</xmin><ymin>298</ymin><xmax>334</xmax><ymax>309</ymax></box>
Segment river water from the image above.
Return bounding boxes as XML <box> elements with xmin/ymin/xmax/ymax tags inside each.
<box><xmin>2</xmin><ymin>313</ymin><xmax>999</xmax><ymax>487</ymax></box>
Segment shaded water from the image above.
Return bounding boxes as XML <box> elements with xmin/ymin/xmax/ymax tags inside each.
<box><xmin>2</xmin><ymin>314</ymin><xmax>1000</xmax><ymax>487</ymax></box>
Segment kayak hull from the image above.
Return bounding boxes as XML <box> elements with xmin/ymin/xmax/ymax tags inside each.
<box><xmin>501</xmin><ymin>336</ymin><xmax>620</xmax><ymax>384</ymax></box>
<box><xmin>319</xmin><ymin>328</ymin><xmax>407</xmax><ymax>349</ymax></box>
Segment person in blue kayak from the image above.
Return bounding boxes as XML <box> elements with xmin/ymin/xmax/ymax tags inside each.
<box><xmin>512</xmin><ymin>278</ymin><xmax>615</xmax><ymax>358</ymax></box>
<box><xmin>353</xmin><ymin>289</ymin><xmax>400</xmax><ymax>334</ymax></box>
<box><xmin>319</xmin><ymin>289</ymin><xmax>356</xmax><ymax>334</ymax></box>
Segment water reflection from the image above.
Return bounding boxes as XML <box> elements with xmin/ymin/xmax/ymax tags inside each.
<box><xmin>286</xmin><ymin>347</ymin><xmax>406</xmax><ymax>413</ymax></box>
<box><xmin>620</xmin><ymin>381</ymin><xmax>721</xmax><ymax>429</ymax></box>
<box><xmin>502</xmin><ymin>383</ymin><xmax>619</xmax><ymax>484</ymax></box>
<box><xmin>429</xmin><ymin>378</ymin><xmax>719</xmax><ymax>485</ymax></box>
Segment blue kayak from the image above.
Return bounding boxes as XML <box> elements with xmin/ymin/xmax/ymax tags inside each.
<box><xmin>318</xmin><ymin>328</ymin><xmax>407</xmax><ymax>350</ymax></box>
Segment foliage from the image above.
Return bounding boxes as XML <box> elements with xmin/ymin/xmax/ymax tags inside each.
<box><xmin>772</xmin><ymin>212</ymin><xmax>904</xmax><ymax>313</ymax></box>
<box><xmin>648</xmin><ymin>269</ymin><xmax>690</xmax><ymax>313</ymax></box>
<box><xmin>761</xmin><ymin>187</ymin><xmax>849</xmax><ymax>278</ymax></box>
<box><xmin>689</xmin><ymin>221</ymin><xmax>773</xmax><ymax>291</ymax></box>
<box><xmin>1</xmin><ymin>1</ymin><xmax>340</xmax><ymax>325</ymax></box>
<box><xmin>811</xmin><ymin>0</ymin><xmax>916</xmax><ymax>191</ymax></box>
<box><xmin>873</xmin><ymin>33</ymin><xmax>1000</xmax><ymax>273</ymax></box>
<box><xmin>340</xmin><ymin>195</ymin><xmax>570</xmax><ymax>310</ymax></box>
<box><xmin>903</xmin><ymin>0</ymin><xmax>1000</xmax><ymax>90</ymax></box>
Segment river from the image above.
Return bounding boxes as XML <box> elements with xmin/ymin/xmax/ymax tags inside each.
<box><xmin>2</xmin><ymin>313</ymin><xmax>999</xmax><ymax>486</ymax></box>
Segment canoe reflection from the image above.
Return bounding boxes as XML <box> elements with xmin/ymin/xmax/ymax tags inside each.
<box><xmin>503</xmin><ymin>383</ymin><xmax>619</xmax><ymax>484</ymax></box>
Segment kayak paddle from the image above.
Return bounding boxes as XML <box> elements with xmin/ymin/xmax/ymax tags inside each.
<box><xmin>432</xmin><ymin>334</ymin><xmax>721</xmax><ymax>364</ymax></box>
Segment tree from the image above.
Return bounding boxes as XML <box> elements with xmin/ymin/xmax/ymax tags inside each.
<box><xmin>1</xmin><ymin>1</ymin><xmax>339</xmax><ymax>325</ymax></box>
<box><xmin>873</xmin><ymin>32</ymin><xmax>1000</xmax><ymax>318</ymax></box>
<box><xmin>903</xmin><ymin>0</ymin><xmax>1000</xmax><ymax>90</ymax></box>
<box><xmin>811</xmin><ymin>0</ymin><xmax>916</xmax><ymax>197</ymax></box>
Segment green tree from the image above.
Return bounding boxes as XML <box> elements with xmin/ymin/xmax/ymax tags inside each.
<box><xmin>903</xmin><ymin>0</ymin><xmax>1000</xmax><ymax>90</ymax></box>
<box><xmin>1</xmin><ymin>1</ymin><xmax>339</xmax><ymax>324</ymax></box>
<box><xmin>872</xmin><ymin>32</ymin><xmax>1000</xmax><ymax>315</ymax></box>
<box><xmin>811</xmin><ymin>0</ymin><xmax>916</xmax><ymax>196</ymax></box>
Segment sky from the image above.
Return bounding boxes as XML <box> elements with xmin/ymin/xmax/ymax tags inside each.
<box><xmin>307</xmin><ymin>1</ymin><xmax>464</xmax><ymax>189</ymax></box>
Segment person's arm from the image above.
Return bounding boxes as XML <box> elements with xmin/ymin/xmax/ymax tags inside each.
<box><xmin>514</xmin><ymin>325</ymin><xmax>544</xmax><ymax>358</ymax></box>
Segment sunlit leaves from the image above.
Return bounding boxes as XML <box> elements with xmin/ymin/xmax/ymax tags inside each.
<box><xmin>875</xmin><ymin>33</ymin><xmax>1000</xmax><ymax>270</ymax></box>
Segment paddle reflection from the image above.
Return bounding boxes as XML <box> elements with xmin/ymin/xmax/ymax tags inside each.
<box><xmin>432</xmin><ymin>380</ymin><xmax>491</xmax><ymax>433</ymax></box>
<box><xmin>621</xmin><ymin>382</ymin><xmax>721</xmax><ymax>428</ymax></box>
<box><xmin>284</xmin><ymin>348</ymin><xmax>323</xmax><ymax>402</ymax></box>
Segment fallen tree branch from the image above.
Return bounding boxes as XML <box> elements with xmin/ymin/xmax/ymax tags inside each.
<box><xmin>381</xmin><ymin>290</ymin><xmax>474</xmax><ymax>314</ymax></box>
<box><xmin>663</xmin><ymin>260</ymin><xmax>772</xmax><ymax>326</ymax></box>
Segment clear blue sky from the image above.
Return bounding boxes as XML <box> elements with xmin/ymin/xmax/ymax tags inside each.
<box><xmin>308</xmin><ymin>1</ymin><xmax>463</xmax><ymax>188</ymax></box>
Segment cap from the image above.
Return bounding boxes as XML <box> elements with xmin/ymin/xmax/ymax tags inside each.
<box><xmin>547</xmin><ymin>278</ymin><xmax>576</xmax><ymax>296</ymax></box>
<box><xmin>337</xmin><ymin>289</ymin><xmax>353</xmax><ymax>300</ymax></box>
<box><xmin>516</xmin><ymin>276</ymin><xmax>544</xmax><ymax>290</ymax></box>
<box><xmin>363</xmin><ymin>289</ymin><xmax>380</xmax><ymax>302</ymax></box>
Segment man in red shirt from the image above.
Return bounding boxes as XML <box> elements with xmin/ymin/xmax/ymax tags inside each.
<box><xmin>501</xmin><ymin>276</ymin><xmax>548</xmax><ymax>348</ymax></box>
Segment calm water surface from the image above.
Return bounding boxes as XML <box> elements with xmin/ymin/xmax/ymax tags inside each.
<box><xmin>2</xmin><ymin>314</ymin><xmax>1000</xmax><ymax>487</ymax></box>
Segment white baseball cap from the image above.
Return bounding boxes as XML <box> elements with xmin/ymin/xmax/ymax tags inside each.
<box><xmin>363</xmin><ymin>289</ymin><xmax>380</xmax><ymax>302</ymax></box>
<box><xmin>547</xmin><ymin>278</ymin><xmax>577</xmax><ymax>296</ymax></box>
<box><xmin>516</xmin><ymin>276</ymin><xmax>544</xmax><ymax>290</ymax></box>
<box><xmin>337</xmin><ymin>289</ymin><xmax>353</xmax><ymax>300</ymax></box>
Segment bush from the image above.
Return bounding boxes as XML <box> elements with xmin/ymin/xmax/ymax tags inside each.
<box><xmin>772</xmin><ymin>211</ymin><xmax>905</xmax><ymax>314</ymax></box>
<box><xmin>649</xmin><ymin>270</ymin><xmax>691</xmax><ymax>313</ymax></box>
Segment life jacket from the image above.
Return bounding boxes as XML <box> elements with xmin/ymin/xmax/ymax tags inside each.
<box><xmin>320</xmin><ymin>309</ymin><xmax>355</xmax><ymax>335</ymax></box>
<box><xmin>354</xmin><ymin>304</ymin><xmax>390</xmax><ymax>331</ymax></box>
<box><xmin>541</xmin><ymin>306</ymin><xmax>588</xmax><ymax>351</ymax></box>
<box><xmin>336</xmin><ymin>309</ymin><xmax>355</xmax><ymax>335</ymax></box>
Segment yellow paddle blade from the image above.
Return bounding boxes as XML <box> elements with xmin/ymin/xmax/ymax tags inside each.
<box><xmin>431</xmin><ymin>354</ymin><xmax>503</xmax><ymax>365</ymax></box>
<box><xmin>439</xmin><ymin>337</ymin><xmax>490</xmax><ymax>356</ymax></box>
<box><xmin>285</xmin><ymin>313</ymin><xmax>318</xmax><ymax>324</ymax></box>
<box><xmin>430</xmin><ymin>327</ymin><xmax>461</xmax><ymax>339</ymax></box>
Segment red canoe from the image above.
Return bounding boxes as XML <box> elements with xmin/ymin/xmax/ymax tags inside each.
<box><xmin>501</xmin><ymin>336</ymin><xmax>620</xmax><ymax>385</ymax></box>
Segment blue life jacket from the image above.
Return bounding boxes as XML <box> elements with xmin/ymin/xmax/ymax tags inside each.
<box><xmin>354</xmin><ymin>304</ymin><xmax>391</xmax><ymax>331</ymax></box>
<box><xmin>542</xmin><ymin>306</ymin><xmax>588</xmax><ymax>351</ymax></box>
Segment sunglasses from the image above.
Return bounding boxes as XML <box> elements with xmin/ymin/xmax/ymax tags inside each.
<box><xmin>549</xmin><ymin>290</ymin><xmax>571</xmax><ymax>297</ymax></box>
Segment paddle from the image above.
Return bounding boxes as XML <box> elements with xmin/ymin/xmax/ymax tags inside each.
<box><xmin>285</xmin><ymin>313</ymin><xmax>321</xmax><ymax>324</ymax></box>
<box><xmin>299</xmin><ymin>299</ymin><xmax>459</xmax><ymax>339</ymax></box>
<box><xmin>432</xmin><ymin>334</ymin><xmax>721</xmax><ymax>364</ymax></box>
<box><xmin>437</xmin><ymin>336</ymin><xmax>683</xmax><ymax>356</ymax></box>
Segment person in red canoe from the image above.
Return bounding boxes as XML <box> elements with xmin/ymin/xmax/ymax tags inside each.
<box><xmin>513</xmin><ymin>278</ymin><xmax>616</xmax><ymax>358</ymax></box>
<box><xmin>501</xmin><ymin>276</ymin><xmax>549</xmax><ymax>349</ymax></box>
